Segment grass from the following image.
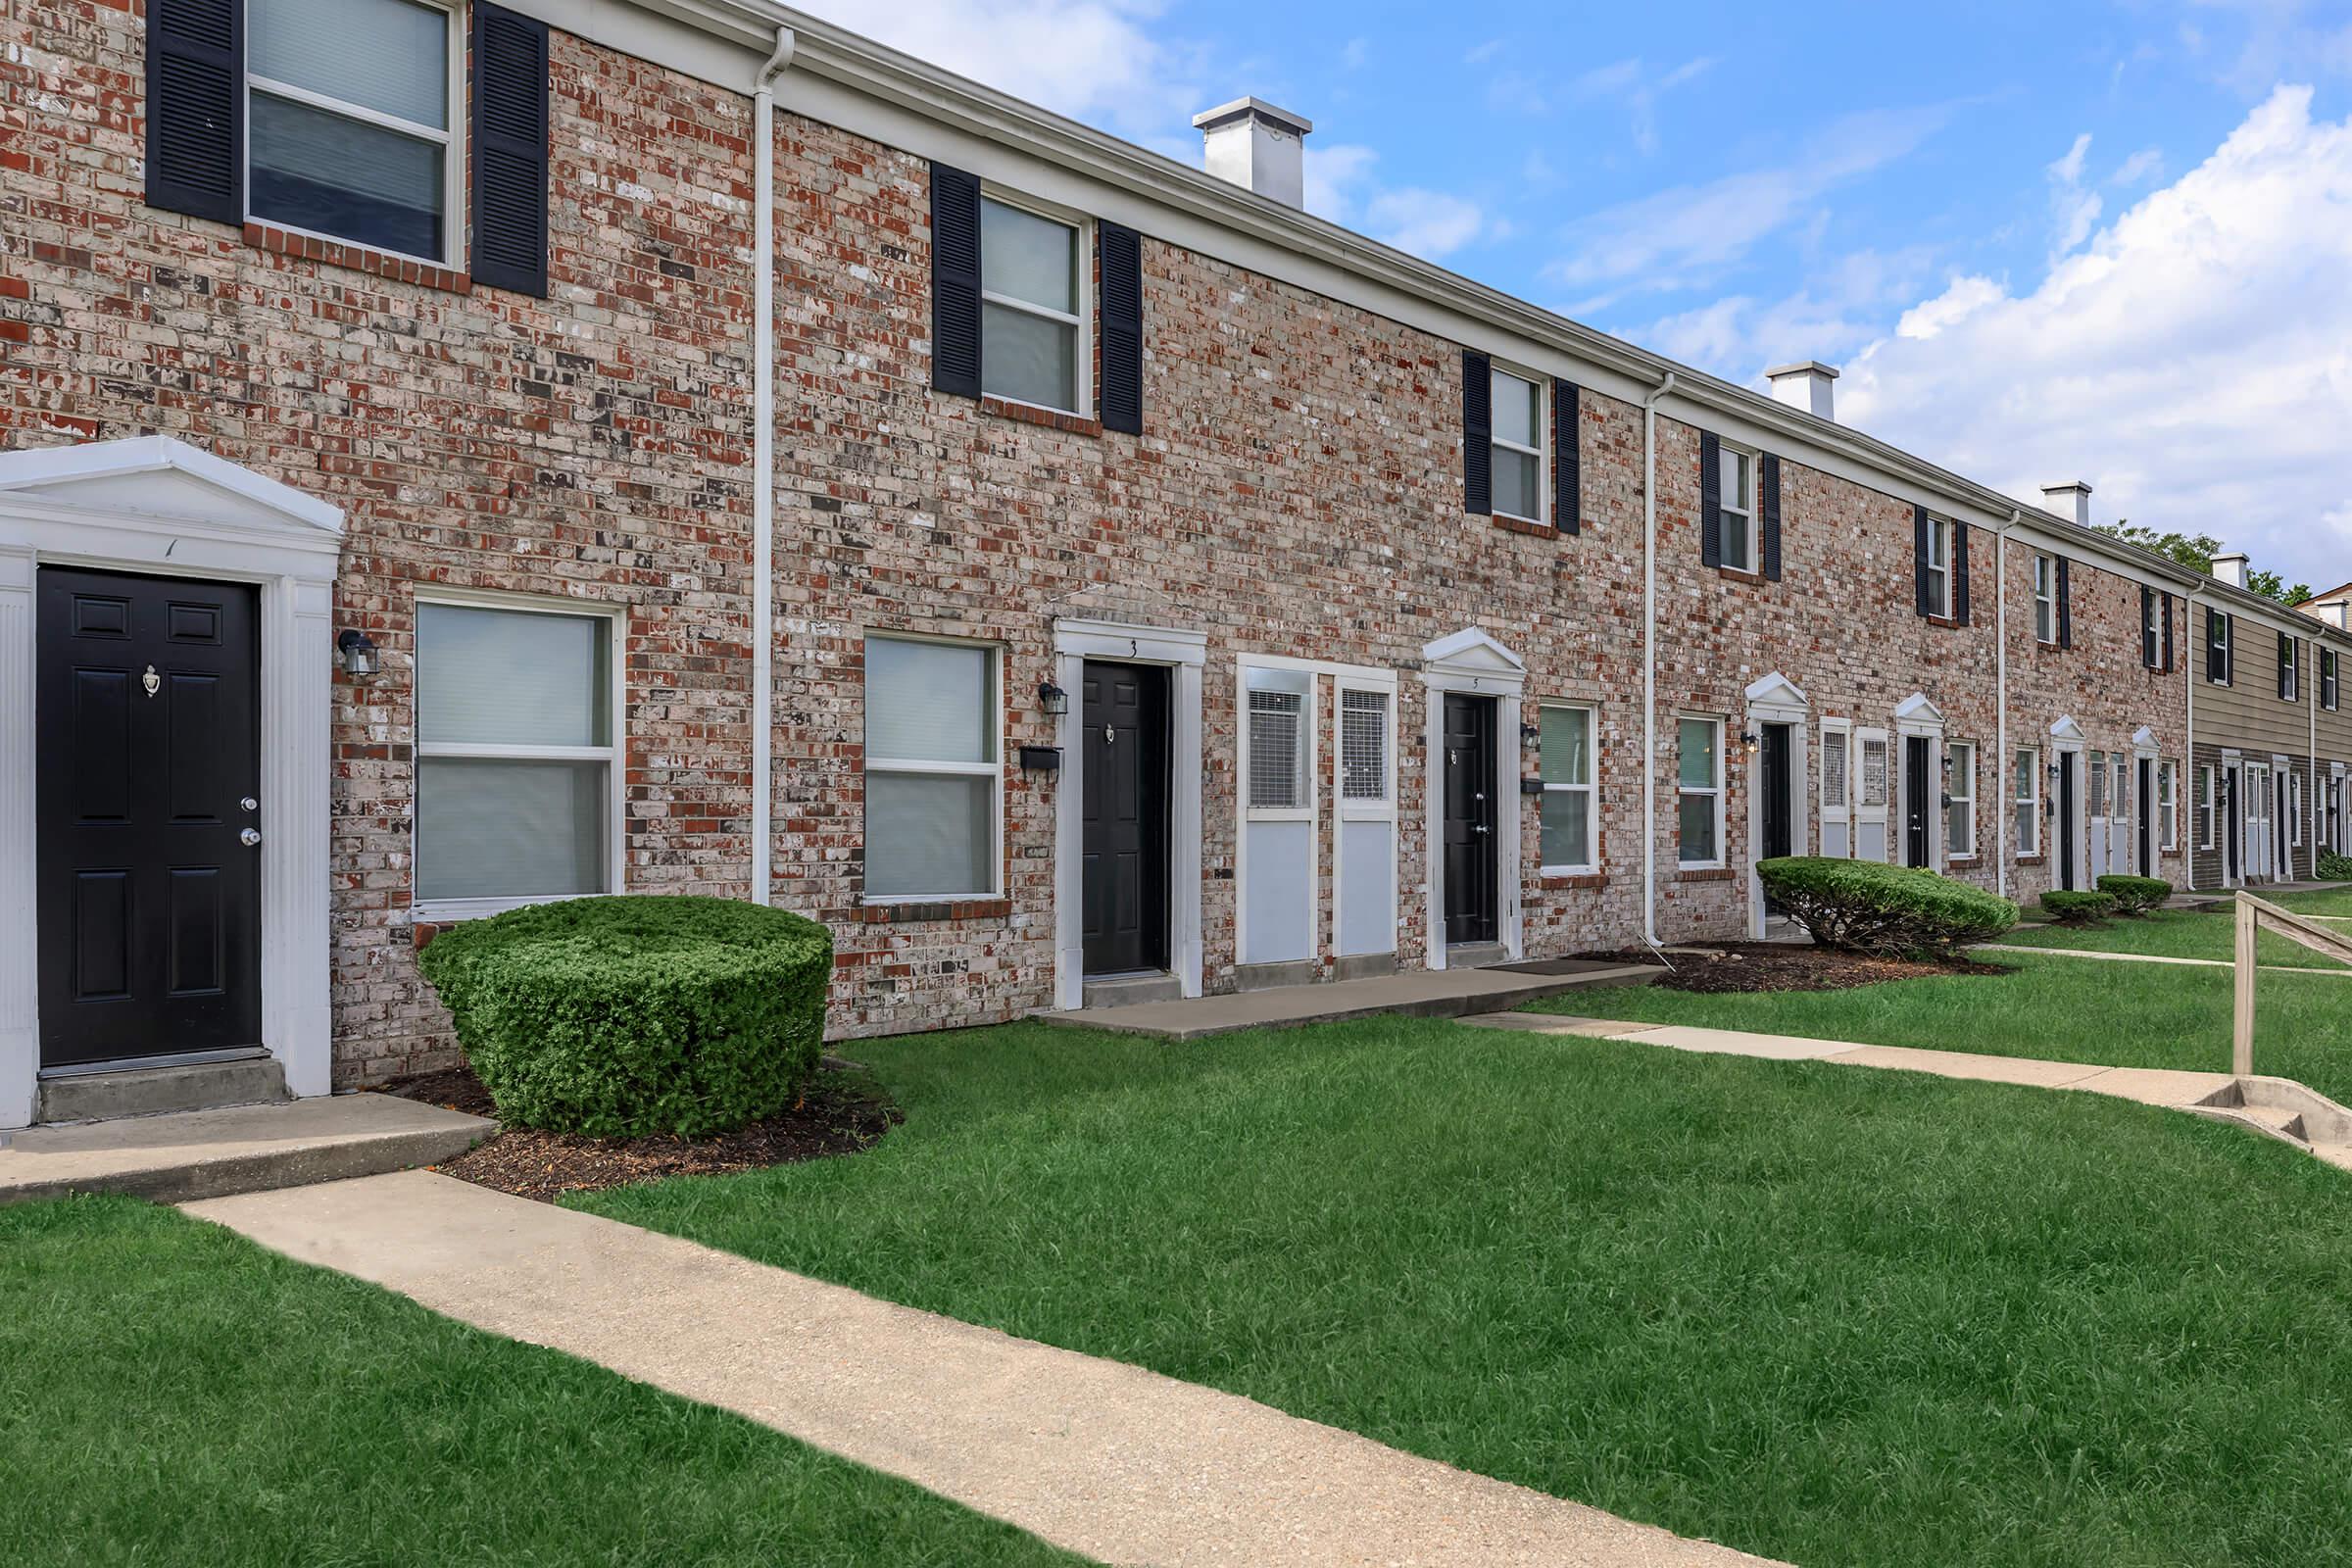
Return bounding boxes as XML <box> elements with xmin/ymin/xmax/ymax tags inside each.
<box><xmin>0</xmin><ymin>1197</ymin><xmax>1085</xmax><ymax>1567</ymax></box>
<box><xmin>1533</xmin><ymin>950</ymin><xmax>2352</xmax><ymax>1102</ymax></box>
<box><xmin>1997</xmin><ymin>907</ymin><xmax>2350</xmax><ymax>970</ymax></box>
<box><xmin>582</xmin><ymin>1015</ymin><xmax>2352</xmax><ymax>1568</ymax></box>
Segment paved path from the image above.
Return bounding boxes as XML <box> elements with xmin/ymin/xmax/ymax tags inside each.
<box><xmin>1038</xmin><ymin>960</ymin><xmax>1658</xmax><ymax>1041</ymax></box>
<box><xmin>187</xmin><ymin>1170</ymin><xmax>1782</xmax><ymax>1568</ymax></box>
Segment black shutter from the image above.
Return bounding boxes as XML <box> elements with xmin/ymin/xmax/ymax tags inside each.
<box><xmin>1099</xmin><ymin>221</ymin><xmax>1143</xmax><ymax>434</ymax></box>
<box><xmin>2162</xmin><ymin>592</ymin><xmax>2175</xmax><ymax>671</ymax></box>
<box><xmin>471</xmin><ymin>4</ymin><xmax>550</xmax><ymax>296</ymax></box>
<box><xmin>1462</xmin><ymin>351</ymin><xmax>1491</xmax><ymax>515</ymax></box>
<box><xmin>1698</xmin><ymin>432</ymin><xmax>1722</xmax><ymax>566</ymax></box>
<box><xmin>2057</xmin><ymin>557</ymin><xmax>2073</xmax><ymax>648</ymax></box>
<box><xmin>1952</xmin><ymin>519</ymin><xmax>1971</xmax><ymax>624</ymax></box>
<box><xmin>1913</xmin><ymin>506</ymin><xmax>1932</xmax><ymax>616</ymax></box>
<box><xmin>145</xmin><ymin>0</ymin><xmax>242</xmax><ymax>224</ymax></box>
<box><xmin>930</xmin><ymin>164</ymin><xmax>983</xmax><ymax>399</ymax></box>
<box><xmin>2141</xmin><ymin>587</ymin><xmax>2156</xmax><ymax>667</ymax></box>
<box><xmin>1553</xmin><ymin>379</ymin><xmax>1580</xmax><ymax>535</ymax></box>
<box><xmin>1759</xmin><ymin>453</ymin><xmax>1782</xmax><ymax>581</ymax></box>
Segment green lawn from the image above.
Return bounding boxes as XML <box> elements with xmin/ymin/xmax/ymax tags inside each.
<box><xmin>0</xmin><ymin>1197</ymin><xmax>1083</xmax><ymax>1567</ymax></box>
<box><xmin>1532</xmin><ymin>950</ymin><xmax>2352</xmax><ymax>1102</ymax></box>
<box><xmin>1997</xmin><ymin>907</ymin><xmax>2350</xmax><ymax>970</ymax></box>
<box><xmin>583</xmin><ymin>1016</ymin><xmax>2352</xmax><ymax>1568</ymax></box>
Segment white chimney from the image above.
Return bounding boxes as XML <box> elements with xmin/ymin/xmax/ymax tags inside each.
<box><xmin>2305</xmin><ymin>597</ymin><xmax>2350</xmax><ymax>630</ymax></box>
<box><xmin>2212</xmin><ymin>552</ymin><xmax>2251</xmax><ymax>591</ymax></box>
<box><xmin>2040</xmin><ymin>480</ymin><xmax>2093</xmax><ymax>528</ymax></box>
<box><xmin>1765</xmin><ymin>361</ymin><xmax>1838</xmax><ymax>421</ymax></box>
<box><xmin>1194</xmin><ymin>97</ymin><xmax>1312</xmax><ymax>208</ymax></box>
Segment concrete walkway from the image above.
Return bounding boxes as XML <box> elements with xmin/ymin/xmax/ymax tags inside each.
<box><xmin>1037</xmin><ymin>960</ymin><xmax>1657</xmax><ymax>1041</ymax></box>
<box><xmin>188</xmin><ymin>1170</ymin><xmax>1782</xmax><ymax>1568</ymax></box>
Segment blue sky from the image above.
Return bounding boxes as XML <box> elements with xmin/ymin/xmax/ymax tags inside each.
<box><xmin>809</xmin><ymin>0</ymin><xmax>2352</xmax><ymax>590</ymax></box>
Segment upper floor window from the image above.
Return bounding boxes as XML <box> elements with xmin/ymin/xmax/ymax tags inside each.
<box><xmin>1922</xmin><ymin>514</ymin><xmax>1955</xmax><ymax>617</ymax></box>
<box><xmin>248</xmin><ymin>0</ymin><xmax>460</xmax><ymax>266</ymax></box>
<box><xmin>2208</xmin><ymin>610</ymin><xmax>2233</xmax><ymax>685</ymax></box>
<box><xmin>2033</xmin><ymin>555</ymin><xmax>2056</xmax><ymax>643</ymax></box>
<box><xmin>2326</xmin><ymin>648</ymin><xmax>2340</xmax><ymax>711</ymax></box>
<box><xmin>2141</xmin><ymin>591</ymin><xmax>2163</xmax><ymax>668</ymax></box>
<box><xmin>2279</xmin><ymin>632</ymin><xmax>2301</xmax><ymax>702</ymax></box>
<box><xmin>1489</xmin><ymin>368</ymin><xmax>1547</xmax><ymax>525</ymax></box>
<box><xmin>980</xmin><ymin>195</ymin><xmax>1087</xmax><ymax>415</ymax></box>
<box><xmin>1718</xmin><ymin>445</ymin><xmax>1757</xmax><ymax>572</ymax></box>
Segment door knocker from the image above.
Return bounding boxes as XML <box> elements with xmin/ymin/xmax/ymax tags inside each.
<box><xmin>141</xmin><ymin>664</ymin><xmax>160</xmax><ymax>697</ymax></box>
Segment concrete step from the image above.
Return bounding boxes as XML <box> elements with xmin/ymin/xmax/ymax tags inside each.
<box><xmin>1445</xmin><ymin>942</ymin><xmax>1511</xmax><ymax>970</ymax></box>
<box><xmin>1083</xmin><ymin>972</ymin><xmax>1185</xmax><ymax>1009</ymax></box>
<box><xmin>0</xmin><ymin>1094</ymin><xmax>492</xmax><ymax>1206</ymax></box>
<box><xmin>37</xmin><ymin>1054</ymin><xmax>288</xmax><ymax>1124</ymax></box>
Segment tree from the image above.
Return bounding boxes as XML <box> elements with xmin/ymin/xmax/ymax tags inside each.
<box><xmin>2094</xmin><ymin>522</ymin><xmax>2312</xmax><ymax>607</ymax></box>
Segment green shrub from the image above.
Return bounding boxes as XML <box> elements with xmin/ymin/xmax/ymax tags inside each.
<box><xmin>416</xmin><ymin>896</ymin><xmax>833</xmax><ymax>1138</ymax></box>
<box><xmin>1756</xmin><ymin>858</ymin><xmax>2018</xmax><ymax>956</ymax></box>
<box><xmin>2095</xmin><ymin>874</ymin><xmax>2171</xmax><ymax>915</ymax></box>
<box><xmin>2040</xmin><ymin>890</ymin><xmax>2118</xmax><ymax>925</ymax></box>
<box><xmin>2321</xmin><ymin>850</ymin><xmax>2352</xmax><ymax>882</ymax></box>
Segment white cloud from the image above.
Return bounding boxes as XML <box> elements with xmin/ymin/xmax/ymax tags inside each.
<box><xmin>1305</xmin><ymin>145</ymin><xmax>1492</xmax><ymax>259</ymax></box>
<box><xmin>2046</xmin><ymin>132</ymin><xmax>2104</xmax><ymax>260</ymax></box>
<box><xmin>1563</xmin><ymin>54</ymin><xmax>1718</xmax><ymax>152</ymax></box>
<box><xmin>1339</xmin><ymin>36</ymin><xmax>1369</xmax><ymax>72</ymax></box>
<box><xmin>1838</xmin><ymin>85</ymin><xmax>2352</xmax><ymax>584</ymax></box>
<box><xmin>1626</xmin><ymin>248</ymin><xmax>1936</xmax><ymax>378</ymax></box>
<box><xmin>2111</xmin><ymin>146</ymin><xmax>2167</xmax><ymax>186</ymax></box>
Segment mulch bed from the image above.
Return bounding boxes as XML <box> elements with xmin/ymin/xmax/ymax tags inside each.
<box><xmin>1574</xmin><ymin>942</ymin><xmax>2008</xmax><ymax>995</ymax></box>
<box><xmin>377</xmin><ymin>1064</ymin><xmax>902</xmax><ymax>1203</ymax></box>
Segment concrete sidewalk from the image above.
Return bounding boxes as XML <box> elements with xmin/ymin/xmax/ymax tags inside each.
<box><xmin>1036</xmin><ymin>960</ymin><xmax>1658</xmax><ymax>1041</ymax></box>
<box><xmin>188</xmin><ymin>1170</ymin><xmax>1783</xmax><ymax>1568</ymax></box>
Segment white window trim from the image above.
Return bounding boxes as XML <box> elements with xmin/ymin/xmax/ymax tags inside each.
<box><xmin>1335</xmin><ymin>679</ymin><xmax>1397</xmax><ymax>820</ymax></box>
<box><xmin>1719</xmin><ymin>442</ymin><xmax>1756</xmax><ymax>572</ymax></box>
<box><xmin>2292</xmin><ymin>768</ymin><xmax>2305</xmax><ymax>848</ymax></box>
<box><xmin>1328</xmin><ymin>666</ymin><xmax>1401</xmax><ymax>965</ymax></box>
<box><xmin>2324</xmin><ymin>649</ymin><xmax>2340</xmax><ymax>711</ymax></box>
<box><xmin>243</xmin><ymin>0</ymin><xmax>466</xmax><ymax>272</ymax></box>
<box><xmin>1677</xmin><ymin>713</ymin><xmax>1726</xmax><ymax>869</ymax></box>
<box><xmin>1924</xmin><ymin>514</ymin><xmax>1955</xmax><ymax>618</ymax></box>
<box><xmin>978</xmin><ymin>186</ymin><xmax>1094</xmax><ymax>420</ymax></box>
<box><xmin>1946</xmin><ymin>740</ymin><xmax>1977</xmax><ymax>859</ymax></box>
<box><xmin>2014</xmin><ymin>745</ymin><xmax>2041</xmax><ymax>858</ymax></box>
<box><xmin>411</xmin><ymin>588</ymin><xmax>627</xmax><ymax>924</ymax></box>
<box><xmin>2210</xmin><ymin>612</ymin><xmax>2233</xmax><ymax>686</ymax></box>
<box><xmin>2281</xmin><ymin>633</ymin><xmax>2300</xmax><ymax>702</ymax></box>
<box><xmin>1856</xmin><ymin>725</ymin><xmax>1891</xmax><ymax>859</ymax></box>
<box><xmin>2199</xmin><ymin>762</ymin><xmax>2217</xmax><ymax>852</ymax></box>
<box><xmin>2161</xmin><ymin>760</ymin><xmax>2180</xmax><ymax>852</ymax></box>
<box><xmin>1488</xmin><ymin>364</ymin><xmax>1549</xmax><ymax>526</ymax></box>
<box><xmin>2033</xmin><ymin>554</ymin><xmax>2056</xmax><ymax>645</ymax></box>
<box><xmin>1820</xmin><ymin>716</ymin><xmax>1853</xmax><ymax>855</ymax></box>
<box><xmin>1539</xmin><ymin>701</ymin><xmax>1597</xmax><ymax>876</ymax></box>
<box><xmin>1241</xmin><ymin>668</ymin><xmax>1317</xmax><ymax>824</ymax></box>
<box><xmin>861</xmin><ymin>630</ymin><xmax>1005</xmax><ymax>905</ymax></box>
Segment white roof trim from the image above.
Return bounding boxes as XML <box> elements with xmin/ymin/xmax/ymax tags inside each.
<box><xmin>1743</xmin><ymin>671</ymin><xmax>1810</xmax><ymax>710</ymax></box>
<box><xmin>1893</xmin><ymin>692</ymin><xmax>1945</xmax><ymax>725</ymax></box>
<box><xmin>2050</xmin><ymin>715</ymin><xmax>2086</xmax><ymax>742</ymax></box>
<box><xmin>1421</xmin><ymin>627</ymin><xmax>1525</xmax><ymax>675</ymax></box>
<box><xmin>2132</xmin><ymin>724</ymin><xmax>2160</xmax><ymax>748</ymax></box>
<box><xmin>0</xmin><ymin>436</ymin><xmax>344</xmax><ymax>535</ymax></box>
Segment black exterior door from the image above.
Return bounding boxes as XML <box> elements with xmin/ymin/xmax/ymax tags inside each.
<box><xmin>2058</xmin><ymin>756</ymin><xmax>2079</xmax><ymax>890</ymax></box>
<box><xmin>1442</xmin><ymin>694</ymin><xmax>1497</xmax><ymax>946</ymax></box>
<box><xmin>36</xmin><ymin>569</ymin><xmax>261</xmax><ymax>1068</ymax></box>
<box><xmin>2225</xmin><ymin>768</ymin><xmax>2240</xmax><ymax>883</ymax></box>
<box><xmin>2137</xmin><ymin>758</ymin><xmax>2154</xmax><ymax>875</ymax></box>
<box><xmin>1760</xmin><ymin>723</ymin><xmax>1793</xmax><ymax>913</ymax></box>
<box><xmin>1081</xmin><ymin>661</ymin><xmax>1169</xmax><ymax>976</ymax></box>
<box><xmin>1903</xmin><ymin>736</ymin><xmax>1932</xmax><ymax>867</ymax></box>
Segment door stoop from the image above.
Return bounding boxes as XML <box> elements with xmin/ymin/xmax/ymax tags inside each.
<box><xmin>1446</xmin><ymin>941</ymin><xmax>1511</xmax><ymax>970</ymax></box>
<box><xmin>1081</xmin><ymin>972</ymin><xmax>1185</xmax><ymax>1010</ymax></box>
<box><xmin>37</xmin><ymin>1053</ymin><xmax>288</xmax><ymax>1125</ymax></box>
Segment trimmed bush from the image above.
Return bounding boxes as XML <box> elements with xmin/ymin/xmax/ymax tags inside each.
<box><xmin>416</xmin><ymin>896</ymin><xmax>832</xmax><ymax>1138</ymax></box>
<box><xmin>2095</xmin><ymin>874</ymin><xmax>2171</xmax><ymax>915</ymax></box>
<box><xmin>2040</xmin><ymin>890</ymin><xmax>2117</xmax><ymax>925</ymax></box>
<box><xmin>1755</xmin><ymin>858</ymin><xmax>2018</xmax><ymax>957</ymax></box>
<box><xmin>2321</xmin><ymin>850</ymin><xmax>2352</xmax><ymax>882</ymax></box>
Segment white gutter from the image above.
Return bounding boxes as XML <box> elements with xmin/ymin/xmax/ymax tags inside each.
<box><xmin>1642</xmin><ymin>371</ymin><xmax>1677</xmax><ymax>946</ymax></box>
<box><xmin>2185</xmin><ymin>590</ymin><xmax>2198</xmax><ymax>892</ymax></box>
<box><xmin>750</xmin><ymin>24</ymin><xmax>796</xmax><ymax>905</ymax></box>
<box><xmin>1995</xmin><ymin>512</ymin><xmax>2018</xmax><ymax>901</ymax></box>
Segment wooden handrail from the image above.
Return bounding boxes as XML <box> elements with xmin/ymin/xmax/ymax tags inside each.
<box><xmin>2234</xmin><ymin>895</ymin><xmax>2352</xmax><ymax>1076</ymax></box>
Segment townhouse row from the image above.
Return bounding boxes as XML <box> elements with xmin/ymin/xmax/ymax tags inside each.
<box><xmin>1</xmin><ymin>0</ymin><xmax>2345</xmax><ymax>1126</ymax></box>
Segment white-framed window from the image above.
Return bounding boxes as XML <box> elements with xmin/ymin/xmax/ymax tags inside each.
<box><xmin>1820</xmin><ymin>718</ymin><xmax>1852</xmax><ymax>857</ymax></box>
<box><xmin>863</xmin><ymin>634</ymin><xmax>1002</xmax><ymax>901</ymax></box>
<box><xmin>1677</xmin><ymin>715</ymin><xmax>1724</xmax><ymax>867</ymax></box>
<box><xmin>1245</xmin><ymin>667</ymin><xmax>1313</xmax><ymax>815</ymax></box>
<box><xmin>2198</xmin><ymin>763</ymin><xmax>2216</xmax><ymax>850</ymax></box>
<box><xmin>414</xmin><ymin>596</ymin><xmax>620</xmax><ymax>915</ymax></box>
<box><xmin>980</xmin><ymin>192</ymin><xmax>1089</xmax><ymax>416</ymax></box>
<box><xmin>1858</xmin><ymin>728</ymin><xmax>1891</xmax><ymax>860</ymax></box>
<box><xmin>2160</xmin><ymin>759</ymin><xmax>2180</xmax><ymax>852</ymax></box>
<box><xmin>1718</xmin><ymin>443</ymin><xmax>1756</xmax><ymax>572</ymax></box>
<box><xmin>1338</xmin><ymin>686</ymin><xmax>1393</xmax><ymax>808</ymax></box>
<box><xmin>2208</xmin><ymin>611</ymin><xmax>2233</xmax><ymax>685</ymax></box>
<box><xmin>1924</xmin><ymin>514</ymin><xmax>1955</xmax><ymax>617</ymax></box>
<box><xmin>1540</xmin><ymin>703</ymin><xmax>1596</xmax><ymax>873</ymax></box>
<box><xmin>2088</xmin><ymin>750</ymin><xmax>2108</xmax><ymax>820</ymax></box>
<box><xmin>247</xmin><ymin>0</ymin><xmax>463</xmax><ymax>268</ymax></box>
<box><xmin>2292</xmin><ymin>769</ymin><xmax>2304</xmax><ymax>847</ymax></box>
<box><xmin>2280</xmin><ymin>632</ymin><xmax>2301</xmax><ymax>702</ymax></box>
<box><xmin>2013</xmin><ymin>746</ymin><xmax>2040</xmax><ymax>856</ymax></box>
<box><xmin>1945</xmin><ymin>740</ymin><xmax>1977</xmax><ymax>858</ymax></box>
<box><xmin>2325</xmin><ymin>648</ymin><xmax>2340</xmax><ymax>711</ymax></box>
<box><xmin>2033</xmin><ymin>554</ymin><xmax>2057</xmax><ymax>643</ymax></box>
<box><xmin>2141</xmin><ymin>592</ymin><xmax>2163</xmax><ymax>668</ymax></box>
<box><xmin>1490</xmin><ymin>367</ymin><xmax>1547</xmax><ymax>525</ymax></box>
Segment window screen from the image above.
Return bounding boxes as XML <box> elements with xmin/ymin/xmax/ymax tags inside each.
<box><xmin>1340</xmin><ymin>689</ymin><xmax>1388</xmax><ymax>802</ymax></box>
<box><xmin>1249</xmin><ymin>688</ymin><xmax>1305</xmax><ymax>809</ymax></box>
<box><xmin>1823</xmin><ymin>730</ymin><xmax>1849</xmax><ymax>808</ymax></box>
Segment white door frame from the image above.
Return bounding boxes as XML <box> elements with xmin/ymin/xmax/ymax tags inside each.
<box><xmin>1420</xmin><ymin>628</ymin><xmax>1526</xmax><ymax>970</ymax></box>
<box><xmin>2131</xmin><ymin>726</ymin><xmax>2160</xmax><ymax>876</ymax></box>
<box><xmin>2223</xmin><ymin>750</ymin><xmax>2245</xmax><ymax>888</ymax></box>
<box><xmin>1894</xmin><ymin>693</ymin><xmax>1946</xmax><ymax>872</ymax></box>
<box><xmin>1052</xmin><ymin>617</ymin><xmax>1207</xmax><ymax>1011</ymax></box>
<box><xmin>1743</xmin><ymin>672</ymin><xmax>1809</xmax><ymax>936</ymax></box>
<box><xmin>0</xmin><ymin>438</ymin><xmax>342</xmax><ymax>1129</ymax></box>
<box><xmin>2050</xmin><ymin>715</ymin><xmax>2086</xmax><ymax>892</ymax></box>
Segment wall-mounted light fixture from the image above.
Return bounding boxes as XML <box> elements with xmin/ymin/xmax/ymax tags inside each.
<box><xmin>1038</xmin><ymin>679</ymin><xmax>1068</xmax><ymax>717</ymax></box>
<box><xmin>336</xmin><ymin>629</ymin><xmax>380</xmax><ymax>680</ymax></box>
<box><xmin>1740</xmin><ymin>730</ymin><xmax>1760</xmax><ymax>755</ymax></box>
<box><xmin>1519</xmin><ymin>721</ymin><xmax>1541</xmax><ymax>744</ymax></box>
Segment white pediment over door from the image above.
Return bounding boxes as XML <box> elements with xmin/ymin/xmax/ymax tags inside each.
<box><xmin>1421</xmin><ymin>627</ymin><xmax>1526</xmax><ymax>690</ymax></box>
<box><xmin>1744</xmin><ymin>671</ymin><xmax>1809</xmax><ymax>713</ymax></box>
<box><xmin>0</xmin><ymin>435</ymin><xmax>344</xmax><ymax>539</ymax></box>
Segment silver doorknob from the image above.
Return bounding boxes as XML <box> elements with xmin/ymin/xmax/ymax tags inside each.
<box><xmin>239</xmin><ymin>828</ymin><xmax>263</xmax><ymax>848</ymax></box>
<box><xmin>1472</xmin><ymin>824</ymin><xmax>1491</xmax><ymax>835</ymax></box>
<box><xmin>240</xmin><ymin>797</ymin><xmax>259</xmax><ymax>812</ymax></box>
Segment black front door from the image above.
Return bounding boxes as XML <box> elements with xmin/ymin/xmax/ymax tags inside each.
<box><xmin>2137</xmin><ymin>758</ymin><xmax>2154</xmax><ymax>875</ymax></box>
<box><xmin>1902</xmin><ymin>735</ymin><xmax>1932</xmax><ymax>867</ymax></box>
<box><xmin>1081</xmin><ymin>661</ymin><xmax>1169</xmax><ymax>976</ymax></box>
<box><xmin>2225</xmin><ymin>768</ymin><xmax>2241</xmax><ymax>884</ymax></box>
<box><xmin>36</xmin><ymin>569</ymin><xmax>261</xmax><ymax>1068</ymax></box>
<box><xmin>2058</xmin><ymin>755</ymin><xmax>2079</xmax><ymax>890</ymax></box>
<box><xmin>1759</xmin><ymin>723</ymin><xmax>1793</xmax><ymax>913</ymax></box>
<box><xmin>1442</xmin><ymin>694</ymin><xmax>1497</xmax><ymax>946</ymax></box>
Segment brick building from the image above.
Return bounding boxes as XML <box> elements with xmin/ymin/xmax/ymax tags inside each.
<box><xmin>1</xmin><ymin>0</ymin><xmax>2342</xmax><ymax>1128</ymax></box>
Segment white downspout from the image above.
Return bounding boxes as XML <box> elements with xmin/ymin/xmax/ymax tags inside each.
<box><xmin>2311</xmin><ymin>632</ymin><xmax>2321</xmax><ymax>882</ymax></box>
<box><xmin>2185</xmin><ymin>589</ymin><xmax>2198</xmax><ymax>892</ymax></box>
<box><xmin>750</xmin><ymin>26</ymin><xmax>796</xmax><ymax>906</ymax></box>
<box><xmin>1642</xmin><ymin>371</ymin><xmax>1677</xmax><ymax>946</ymax></box>
<box><xmin>1995</xmin><ymin>512</ymin><xmax>2018</xmax><ymax>902</ymax></box>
